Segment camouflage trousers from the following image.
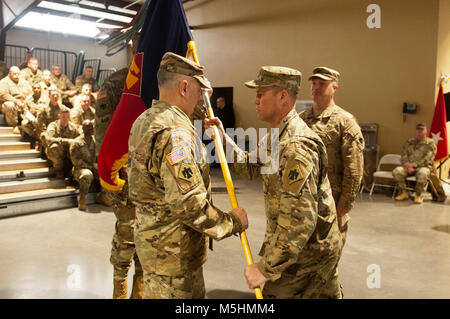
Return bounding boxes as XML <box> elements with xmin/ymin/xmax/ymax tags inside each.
<box><xmin>46</xmin><ymin>142</ymin><xmax>70</xmax><ymax>172</ymax></box>
<box><xmin>73</xmin><ymin>168</ymin><xmax>97</xmax><ymax>195</ymax></box>
<box><xmin>142</xmin><ymin>267</ymin><xmax>205</xmax><ymax>299</ymax></box>
<box><xmin>110</xmin><ymin>203</ymin><xmax>142</xmax><ymax>281</ymax></box>
<box><xmin>1</xmin><ymin>101</ymin><xmax>19</xmax><ymax>126</ymax></box>
<box><xmin>393</xmin><ymin>166</ymin><xmax>430</xmax><ymax>195</ymax></box>
<box><xmin>262</xmin><ymin>260</ymin><xmax>342</xmax><ymax>299</ymax></box>
<box><xmin>20</xmin><ymin>119</ymin><xmax>39</xmax><ymax>141</ymax></box>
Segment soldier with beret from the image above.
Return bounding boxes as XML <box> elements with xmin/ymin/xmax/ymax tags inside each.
<box><xmin>128</xmin><ymin>52</ymin><xmax>248</xmax><ymax>299</ymax></box>
<box><xmin>393</xmin><ymin>123</ymin><xmax>436</xmax><ymax>204</ymax></box>
<box><xmin>205</xmin><ymin>66</ymin><xmax>343</xmax><ymax>298</ymax></box>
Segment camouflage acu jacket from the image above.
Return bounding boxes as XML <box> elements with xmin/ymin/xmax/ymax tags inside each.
<box><xmin>225</xmin><ymin>108</ymin><xmax>342</xmax><ymax>282</ymax></box>
<box><xmin>70</xmin><ymin>134</ymin><xmax>96</xmax><ymax>170</ymax></box>
<box><xmin>42</xmin><ymin>120</ymin><xmax>80</xmax><ymax>147</ymax></box>
<box><xmin>299</xmin><ymin>104</ymin><xmax>364</xmax><ymax>209</ymax></box>
<box><xmin>401</xmin><ymin>137</ymin><xmax>436</xmax><ymax>169</ymax></box>
<box><xmin>128</xmin><ymin>99</ymin><xmax>243</xmax><ymax>276</ymax></box>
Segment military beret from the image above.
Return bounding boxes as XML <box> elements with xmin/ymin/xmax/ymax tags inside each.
<box><xmin>308</xmin><ymin>66</ymin><xmax>340</xmax><ymax>82</ymax></box>
<box><xmin>416</xmin><ymin>123</ymin><xmax>426</xmax><ymax>129</ymax></box>
<box><xmin>159</xmin><ymin>52</ymin><xmax>211</xmax><ymax>89</ymax></box>
<box><xmin>245</xmin><ymin>66</ymin><xmax>302</xmax><ymax>92</ymax></box>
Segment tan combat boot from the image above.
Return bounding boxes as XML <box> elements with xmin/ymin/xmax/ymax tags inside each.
<box><xmin>78</xmin><ymin>193</ymin><xmax>87</xmax><ymax>211</ymax></box>
<box><xmin>395</xmin><ymin>189</ymin><xmax>409</xmax><ymax>201</ymax></box>
<box><xmin>96</xmin><ymin>191</ymin><xmax>113</xmax><ymax>207</ymax></box>
<box><xmin>130</xmin><ymin>274</ymin><xmax>143</xmax><ymax>299</ymax></box>
<box><xmin>113</xmin><ymin>279</ymin><xmax>128</xmax><ymax>299</ymax></box>
<box><xmin>413</xmin><ymin>193</ymin><xmax>423</xmax><ymax>204</ymax></box>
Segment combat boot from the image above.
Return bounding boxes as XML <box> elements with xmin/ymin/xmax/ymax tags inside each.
<box><xmin>55</xmin><ymin>170</ymin><xmax>64</xmax><ymax>179</ymax></box>
<box><xmin>96</xmin><ymin>191</ymin><xmax>113</xmax><ymax>207</ymax></box>
<box><xmin>130</xmin><ymin>274</ymin><xmax>143</xmax><ymax>299</ymax></box>
<box><xmin>113</xmin><ymin>279</ymin><xmax>128</xmax><ymax>299</ymax></box>
<box><xmin>413</xmin><ymin>193</ymin><xmax>423</xmax><ymax>204</ymax></box>
<box><xmin>395</xmin><ymin>189</ymin><xmax>409</xmax><ymax>201</ymax></box>
<box><xmin>78</xmin><ymin>193</ymin><xmax>87</xmax><ymax>211</ymax></box>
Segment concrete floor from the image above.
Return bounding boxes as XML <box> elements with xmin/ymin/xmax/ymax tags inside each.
<box><xmin>0</xmin><ymin>167</ymin><xmax>449</xmax><ymax>299</ymax></box>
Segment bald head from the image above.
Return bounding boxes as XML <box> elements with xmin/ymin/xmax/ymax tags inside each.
<box><xmin>9</xmin><ymin>66</ymin><xmax>20</xmax><ymax>83</ymax></box>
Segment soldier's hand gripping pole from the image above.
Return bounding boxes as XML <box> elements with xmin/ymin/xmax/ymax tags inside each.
<box><xmin>201</xmin><ymin>91</ymin><xmax>263</xmax><ymax>300</ymax></box>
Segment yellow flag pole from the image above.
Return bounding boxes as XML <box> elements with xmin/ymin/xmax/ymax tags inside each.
<box><xmin>187</xmin><ymin>41</ymin><xmax>263</xmax><ymax>299</ymax></box>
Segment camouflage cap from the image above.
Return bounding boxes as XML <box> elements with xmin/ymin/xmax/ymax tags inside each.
<box><xmin>416</xmin><ymin>123</ymin><xmax>426</xmax><ymax>129</ymax></box>
<box><xmin>245</xmin><ymin>66</ymin><xmax>302</xmax><ymax>92</ymax></box>
<box><xmin>308</xmin><ymin>66</ymin><xmax>340</xmax><ymax>82</ymax></box>
<box><xmin>159</xmin><ymin>52</ymin><xmax>211</xmax><ymax>89</ymax></box>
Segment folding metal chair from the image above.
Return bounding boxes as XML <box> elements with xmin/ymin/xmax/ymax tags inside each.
<box><xmin>369</xmin><ymin>154</ymin><xmax>402</xmax><ymax>197</ymax></box>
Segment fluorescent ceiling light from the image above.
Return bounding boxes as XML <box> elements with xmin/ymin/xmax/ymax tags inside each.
<box><xmin>15</xmin><ymin>11</ymin><xmax>119</xmax><ymax>38</ymax></box>
<box><xmin>38</xmin><ymin>1</ymin><xmax>132</xmax><ymax>23</ymax></box>
<box><xmin>79</xmin><ymin>0</ymin><xmax>138</xmax><ymax>15</ymax></box>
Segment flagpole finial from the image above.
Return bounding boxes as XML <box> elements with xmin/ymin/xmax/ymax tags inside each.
<box><xmin>440</xmin><ymin>74</ymin><xmax>449</xmax><ymax>84</ymax></box>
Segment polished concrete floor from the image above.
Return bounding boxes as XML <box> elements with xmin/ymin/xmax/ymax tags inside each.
<box><xmin>0</xmin><ymin>167</ymin><xmax>449</xmax><ymax>299</ymax></box>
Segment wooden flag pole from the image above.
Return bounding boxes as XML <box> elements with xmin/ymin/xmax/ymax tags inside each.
<box><xmin>201</xmin><ymin>91</ymin><xmax>264</xmax><ymax>300</ymax></box>
<box><xmin>186</xmin><ymin>43</ymin><xmax>263</xmax><ymax>299</ymax></box>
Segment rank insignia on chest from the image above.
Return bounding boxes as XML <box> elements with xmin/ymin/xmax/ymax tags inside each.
<box><xmin>166</xmin><ymin>146</ymin><xmax>189</xmax><ymax>165</ymax></box>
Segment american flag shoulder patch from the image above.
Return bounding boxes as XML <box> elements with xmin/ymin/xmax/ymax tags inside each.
<box><xmin>166</xmin><ymin>146</ymin><xmax>189</xmax><ymax>165</ymax></box>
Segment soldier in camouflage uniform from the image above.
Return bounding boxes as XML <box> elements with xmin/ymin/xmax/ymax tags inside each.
<box><xmin>206</xmin><ymin>66</ymin><xmax>343</xmax><ymax>299</ymax></box>
<box><xmin>39</xmin><ymin>70</ymin><xmax>56</xmax><ymax>99</ymax></box>
<box><xmin>0</xmin><ymin>60</ymin><xmax>8</xmax><ymax>79</ymax></box>
<box><xmin>37</xmin><ymin>88</ymin><xmax>68</xmax><ymax>151</ymax></box>
<box><xmin>0</xmin><ymin>66</ymin><xmax>32</xmax><ymax>128</ymax></box>
<box><xmin>128</xmin><ymin>52</ymin><xmax>248</xmax><ymax>299</ymax></box>
<box><xmin>70</xmin><ymin>120</ymin><xmax>97</xmax><ymax>211</ymax></box>
<box><xmin>20</xmin><ymin>82</ymin><xmax>48</xmax><ymax>146</ymax></box>
<box><xmin>71</xmin><ymin>94</ymin><xmax>95</xmax><ymax>127</ymax></box>
<box><xmin>20</xmin><ymin>58</ymin><xmax>42</xmax><ymax>87</ymax></box>
<box><xmin>299</xmin><ymin>67</ymin><xmax>364</xmax><ymax>244</ymax></box>
<box><xmin>393</xmin><ymin>123</ymin><xmax>436</xmax><ymax>204</ymax></box>
<box><xmin>51</xmin><ymin>64</ymin><xmax>77</xmax><ymax>107</ymax></box>
<box><xmin>75</xmin><ymin>65</ymin><xmax>99</xmax><ymax>93</ymax></box>
<box><xmin>95</xmin><ymin>34</ymin><xmax>143</xmax><ymax>299</ymax></box>
<box><xmin>42</xmin><ymin>109</ymin><xmax>80</xmax><ymax>178</ymax></box>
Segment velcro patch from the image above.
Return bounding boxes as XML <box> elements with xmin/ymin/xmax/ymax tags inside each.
<box><xmin>282</xmin><ymin>159</ymin><xmax>312</xmax><ymax>194</ymax></box>
<box><xmin>166</xmin><ymin>146</ymin><xmax>188</xmax><ymax>165</ymax></box>
<box><xmin>178</xmin><ymin>163</ymin><xmax>195</xmax><ymax>182</ymax></box>
<box><xmin>97</xmin><ymin>90</ymin><xmax>107</xmax><ymax>100</ymax></box>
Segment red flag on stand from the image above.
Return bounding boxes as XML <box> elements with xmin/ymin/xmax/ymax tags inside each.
<box><xmin>429</xmin><ymin>83</ymin><xmax>448</xmax><ymax>161</ymax></box>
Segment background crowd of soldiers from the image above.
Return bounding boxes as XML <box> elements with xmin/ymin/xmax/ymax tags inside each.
<box><xmin>0</xmin><ymin>54</ymin><xmax>103</xmax><ymax>211</ymax></box>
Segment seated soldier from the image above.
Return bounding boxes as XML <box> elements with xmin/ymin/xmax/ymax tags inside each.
<box><xmin>39</xmin><ymin>69</ymin><xmax>56</xmax><ymax>99</ymax></box>
<box><xmin>75</xmin><ymin>65</ymin><xmax>99</xmax><ymax>93</ymax></box>
<box><xmin>0</xmin><ymin>66</ymin><xmax>32</xmax><ymax>130</ymax></box>
<box><xmin>71</xmin><ymin>94</ymin><xmax>95</xmax><ymax>127</ymax></box>
<box><xmin>70</xmin><ymin>83</ymin><xmax>96</xmax><ymax>109</ymax></box>
<box><xmin>51</xmin><ymin>64</ymin><xmax>77</xmax><ymax>107</ymax></box>
<box><xmin>70</xmin><ymin>120</ymin><xmax>97</xmax><ymax>211</ymax></box>
<box><xmin>42</xmin><ymin>109</ymin><xmax>80</xmax><ymax>179</ymax></box>
<box><xmin>19</xmin><ymin>51</ymin><xmax>33</xmax><ymax>70</ymax></box>
<box><xmin>20</xmin><ymin>57</ymin><xmax>42</xmax><ymax>87</ymax></box>
<box><xmin>393</xmin><ymin>123</ymin><xmax>437</xmax><ymax>204</ymax></box>
<box><xmin>37</xmin><ymin>87</ymin><xmax>68</xmax><ymax>151</ymax></box>
<box><xmin>20</xmin><ymin>82</ymin><xmax>48</xmax><ymax>148</ymax></box>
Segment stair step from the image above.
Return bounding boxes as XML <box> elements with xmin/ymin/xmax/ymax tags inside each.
<box><xmin>0</xmin><ymin>134</ymin><xmax>23</xmax><ymax>142</ymax></box>
<box><xmin>0</xmin><ymin>167</ymin><xmax>54</xmax><ymax>181</ymax></box>
<box><xmin>0</xmin><ymin>149</ymin><xmax>41</xmax><ymax>160</ymax></box>
<box><xmin>0</xmin><ymin>142</ymin><xmax>30</xmax><ymax>151</ymax></box>
<box><xmin>0</xmin><ymin>177</ymin><xmax>69</xmax><ymax>194</ymax></box>
<box><xmin>0</xmin><ymin>188</ymin><xmax>101</xmax><ymax>219</ymax></box>
<box><xmin>0</xmin><ymin>158</ymin><xmax>49</xmax><ymax>172</ymax></box>
<box><xmin>0</xmin><ymin>127</ymin><xmax>13</xmax><ymax>134</ymax></box>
